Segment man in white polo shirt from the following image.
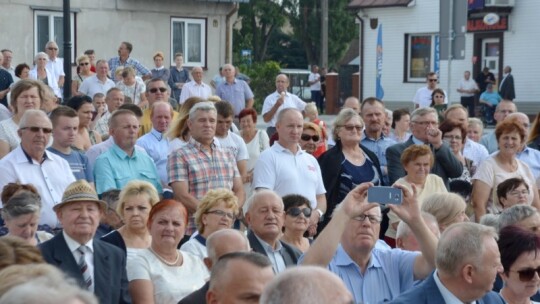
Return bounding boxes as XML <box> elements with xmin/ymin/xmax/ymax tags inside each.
<box><xmin>253</xmin><ymin>108</ymin><xmax>326</xmax><ymax>235</ymax></box>
<box><xmin>413</xmin><ymin>72</ymin><xmax>448</xmax><ymax>109</ymax></box>
<box><xmin>78</xmin><ymin>60</ymin><xmax>115</xmax><ymax>98</ymax></box>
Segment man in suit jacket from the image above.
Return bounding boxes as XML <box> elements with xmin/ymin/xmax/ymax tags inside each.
<box><xmin>178</xmin><ymin>229</ymin><xmax>251</xmax><ymax>304</ymax></box>
<box><xmin>386</xmin><ymin>107</ymin><xmax>462</xmax><ymax>187</ymax></box>
<box><xmin>39</xmin><ymin>180</ymin><xmax>131</xmax><ymax>304</ymax></box>
<box><xmin>499</xmin><ymin>65</ymin><xmax>515</xmax><ymax>101</ymax></box>
<box><xmin>245</xmin><ymin>189</ymin><xmax>302</xmax><ymax>273</ymax></box>
<box><xmin>389</xmin><ymin>222</ymin><xmax>504</xmax><ymax>304</ymax></box>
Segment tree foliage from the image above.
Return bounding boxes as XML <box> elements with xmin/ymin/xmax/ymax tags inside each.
<box><xmin>238</xmin><ymin>61</ymin><xmax>282</xmax><ymax>111</ymax></box>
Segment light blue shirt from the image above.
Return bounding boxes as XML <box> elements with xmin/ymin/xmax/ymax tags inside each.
<box><xmin>517</xmin><ymin>146</ymin><xmax>540</xmax><ymax>180</ymax></box>
<box><xmin>136</xmin><ymin>128</ymin><xmax>169</xmax><ymax>185</ymax></box>
<box><xmin>433</xmin><ymin>270</ymin><xmax>477</xmax><ymax>304</ymax></box>
<box><xmin>325</xmin><ymin>244</ymin><xmax>418</xmax><ymax>304</ymax></box>
<box><xmin>361</xmin><ymin>131</ymin><xmax>396</xmax><ymax>185</ymax></box>
<box><xmin>215</xmin><ymin>79</ymin><xmax>254</xmax><ymax>116</ymax></box>
<box><xmin>480</xmin><ymin>132</ymin><xmax>498</xmax><ymax>154</ymax></box>
<box><xmin>94</xmin><ymin>143</ymin><xmax>162</xmax><ymax>195</ymax></box>
<box><xmin>255</xmin><ymin>234</ymin><xmax>286</xmax><ymax>274</ymax></box>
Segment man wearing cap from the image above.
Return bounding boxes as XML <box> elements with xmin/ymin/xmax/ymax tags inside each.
<box><xmin>40</xmin><ymin>180</ymin><xmax>131</xmax><ymax>304</ymax></box>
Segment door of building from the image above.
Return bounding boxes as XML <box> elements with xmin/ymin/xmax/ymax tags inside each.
<box><xmin>482</xmin><ymin>38</ymin><xmax>500</xmax><ymax>81</ymax></box>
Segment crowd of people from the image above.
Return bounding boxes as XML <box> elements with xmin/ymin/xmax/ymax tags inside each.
<box><xmin>1</xmin><ymin>41</ymin><xmax>540</xmax><ymax>304</ymax></box>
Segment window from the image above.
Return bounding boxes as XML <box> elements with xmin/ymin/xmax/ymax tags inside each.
<box><xmin>34</xmin><ymin>10</ymin><xmax>75</xmax><ymax>60</ymax></box>
<box><xmin>405</xmin><ymin>34</ymin><xmax>440</xmax><ymax>82</ymax></box>
<box><xmin>171</xmin><ymin>18</ymin><xmax>206</xmax><ymax>67</ymax></box>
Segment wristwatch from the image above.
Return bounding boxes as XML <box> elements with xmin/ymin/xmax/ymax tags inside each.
<box><xmin>315</xmin><ymin>208</ymin><xmax>324</xmax><ymax>222</ymax></box>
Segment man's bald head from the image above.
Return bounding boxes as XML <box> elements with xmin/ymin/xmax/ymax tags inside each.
<box><xmin>506</xmin><ymin>112</ymin><xmax>531</xmax><ymax>137</ymax></box>
<box><xmin>343</xmin><ymin>97</ymin><xmax>360</xmax><ymax>114</ymax></box>
<box><xmin>206</xmin><ymin>229</ymin><xmax>250</xmax><ymax>266</ymax></box>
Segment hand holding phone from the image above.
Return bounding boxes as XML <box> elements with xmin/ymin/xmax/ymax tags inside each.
<box><xmin>367</xmin><ymin>186</ymin><xmax>403</xmax><ymax>205</ymax></box>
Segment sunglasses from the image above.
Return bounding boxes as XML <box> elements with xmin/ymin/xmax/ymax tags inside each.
<box><xmin>428</xmin><ymin>79</ymin><xmax>438</xmax><ymax>82</ymax></box>
<box><xmin>21</xmin><ymin>126</ymin><xmax>53</xmax><ymax>134</ymax></box>
<box><xmin>47</xmin><ymin>47</ymin><xmax>58</xmax><ymax>51</ymax></box>
<box><xmin>286</xmin><ymin>207</ymin><xmax>312</xmax><ymax>218</ymax></box>
<box><xmin>341</xmin><ymin>125</ymin><xmax>363</xmax><ymax>132</ymax></box>
<box><xmin>511</xmin><ymin>267</ymin><xmax>540</xmax><ymax>282</ymax></box>
<box><xmin>301</xmin><ymin>134</ymin><xmax>320</xmax><ymax>142</ymax></box>
<box><xmin>80</xmin><ymin>62</ymin><xmax>90</xmax><ymax>66</ymax></box>
<box><xmin>149</xmin><ymin>87</ymin><xmax>167</xmax><ymax>93</ymax></box>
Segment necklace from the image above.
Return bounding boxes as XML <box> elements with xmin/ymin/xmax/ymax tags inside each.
<box><xmin>148</xmin><ymin>247</ymin><xmax>180</xmax><ymax>266</ymax></box>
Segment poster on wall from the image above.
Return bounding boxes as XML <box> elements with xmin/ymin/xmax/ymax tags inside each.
<box><xmin>376</xmin><ymin>24</ymin><xmax>384</xmax><ymax>100</ymax></box>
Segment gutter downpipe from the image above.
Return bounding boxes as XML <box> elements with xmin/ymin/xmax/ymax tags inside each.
<box><xmin>225</xmin><ymin>3</ymin><xmax>239</xmax><ymax>64</ymax></box>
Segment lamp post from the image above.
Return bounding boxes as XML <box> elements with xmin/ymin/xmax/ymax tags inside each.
<box><xmin>63</xmin><ymin>0</ymin><xmax>72</xmax><ymax>102</ymax></box>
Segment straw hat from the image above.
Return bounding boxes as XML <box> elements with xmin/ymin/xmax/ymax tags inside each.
<box><xmin>53</xmin><ymin>180</ymin><xmax>107</xmax><ymax>212</ymax></box>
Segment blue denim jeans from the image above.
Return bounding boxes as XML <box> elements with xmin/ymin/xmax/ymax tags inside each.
<box><xmin>483</xmin><ymin>104</ymin><xmax>495</xmax><ymax>125</ymax></box>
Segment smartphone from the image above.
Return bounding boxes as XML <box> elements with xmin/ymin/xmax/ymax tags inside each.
<box><xmin>367</xmin><ymin>186</ymin><xmax>403</xmax><ymax>205</ymax></box>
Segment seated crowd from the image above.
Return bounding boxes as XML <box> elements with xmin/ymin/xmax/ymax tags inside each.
<box><xmin>2</xmin><ymin>43</ymin><xmax>540</xmax><ymax>304</ymax></box>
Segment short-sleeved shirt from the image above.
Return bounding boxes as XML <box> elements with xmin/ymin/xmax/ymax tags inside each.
<box><xmin>262</xmin><ymin>91</ymin><xmax>306</xmax><ymax>127</ymax></box>
<box><xmin>325</xmin><ymin>245</ymin><xmax>418</xmax><ymax>304</ymax></box>
<box><xmin>94</xmin><ymin>143</ymin><xmax>162</xmax><ymax>195</ymax></box>
<box><xmin>136</xmin><ymin>128</ymin><xmax>170</xmax><ymax>185</ymax></box>
<box><xmin>46</xmin><ymin>58</ymin><xmax>65</xmax><ymax>81</ymax></box>
<box><xmin>252</xmin><ymin>142</ymin><xmax>326</xmax><ymax>209</ymax></box>
<box><xmin>413</xmin><ymin>87</ymin><xmax>448</xmax><ymax>108</ymax></box>
<box><xmin>480</xmin><ymin>91</ymin><xmax>502</xmax><ymax>106</ymax></box>
<box><xmin>216</xmin><ymin>79</ymin><xmax>254</xmax><ymax>116</ymax></box>
<box><xmin>78</xmin><ymin>75</ymin><xmax>116</xmax><ymax>98</ymax></box>
<box><xmin>47</xmin><ymin>147</ymin><xmax>93</xmax><ymax>182</ymax></box>
<box><xmin>115</xmin><ymin>78</ymin><xmax>146</xmax><ymax>105</ymax></box>
<box><xmin>179</xmin><ymin>81</ymin><xmax>212</xmax><ymax>104</ymax></box>
<box><xmin>308</xmin><ymin>72</ymin><xmax>321</xmax><ymax>91</ymax></box>
<box><xmin>215</xmin><ymin>131</ymin><xmax>249</xmax><ymax>162</ymax></box>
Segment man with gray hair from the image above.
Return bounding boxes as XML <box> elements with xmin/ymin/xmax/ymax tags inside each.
<box><xmin>244</xmin><ymin>189</ymin><xmax>302</xmax><ymax>273</ymax></box>
<box><xmin>386</xmin><ymin>107</ymin><xmax>462</xmax><ymax>187</ymax></box>
<box><xmin>44</xmin><ymin>41</ymin><xmax>65</xmax><ymax>92</ymax></box>
<box><xmin>205</xmin><ymin>251</ymin><xmax>274</xmax><ymax>304</ymax></box>
<box><xmin>260</xmin><ymin>266</ymin><xmax>354</xmax><ymax>304</ymax></box>
<box><xmin>389</xmin><ymin>222</ymin><xmax>504</xmax><ymax>303</ymax></box>
<box><xmin>0</xmin><ymin>109</ymin><xmax>75</xmax><ymax>228</ymax></box>
<box><xmin>178</xmin><ymin>229</ymin><xmax>251</xmax><ymax>304</ymax></box>
<box><xmin>216</xmin><ymin>63</ymin><xmax>254</xmax><ymax>117</ymax></box>
<box><xmin>168</xmin><ymin>102</ymin><xmax>244</xmax><ymax>236</ymax></box>
<box><xmin>498</xmin><ymin>204</ymin><xmax>540</xmax><ymax>234</ymax></box>
<box><xmin>179</xmin><ymin>66</ymin><xmax>212</xmax><ymax>104</ymax></box>
<box><xmin>396</xmin><ymin>212</ymin><xmax>440</xmax><ymax>252</ymax></box>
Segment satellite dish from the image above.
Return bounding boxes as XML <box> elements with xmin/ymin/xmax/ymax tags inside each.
<box><xmin>483</xmin><ymin>13</ymin><xmax>500</xmax><ymax>25</ymax></box>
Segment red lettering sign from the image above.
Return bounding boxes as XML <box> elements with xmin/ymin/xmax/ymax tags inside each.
<box><xmin>467</xmin><ymin>16</ymin><xmax>508</xmax><ymax>32</ymax></box>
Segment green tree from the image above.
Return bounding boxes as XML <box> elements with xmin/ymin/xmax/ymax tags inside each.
<box><xmin>239</xmin><ymin>61</ymin><xmax>282</xmax><ymax>111</ymax></box>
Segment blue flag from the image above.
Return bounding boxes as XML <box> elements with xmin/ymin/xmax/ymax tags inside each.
<box><xmin>376</xmin><ymin>24</ymin><xmax>384</xmax><ymax>100</ymax></box>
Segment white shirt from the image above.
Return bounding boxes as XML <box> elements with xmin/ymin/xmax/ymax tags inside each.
<box><xmin>463</xmin><ymin>138</ymin><xmax>489</xmax><ymax>168</ymax></box>
<box><xmin>308</xmin><ymin>72</ymin><xmax>321</xmax><ymax>91</ymax></box>
<box><xmin>262</xmin><ymin>91</ymin><xmax>306</xmax><ymax>127</ymax></box>
<box><xmin>179</xmin><ymin>81</ymin><xmax>212</xmax><ymax>104</ymax></box>
<box><xmin>28</xmin><ymin>67</ymin><xmax>62</xmax><ymax>98</ymax></box>
<box><xmin>79</xmin><ymin>75</ymin><xmax>116</xmax><ymax>98</ymax></box>
<box><xmin>215</xmin><ymin>131</ymin><xmax>249</xmax><ymax>162</ymax></box>
<box><xmin>136</xmin><ymin>128</ymin><xmax>169</xmax><ymax>185</ymax></box>
<box><xmin>413</xmin><ymin>87</ymin><xmax>448</xmax><ymax>108</ymax></box>
<box><xmin>433</xmin><ymin>271</ymin><xmax>476</xmax><ymax>304</ymax></box>
<box><xmin>252</xmin><ymin>142</ymin><xmax>326</xmax><ymax>209</ymax></box>
<box><xmin>0</xmin><ymin>146</ymin><xmax>76</xmax><ymax>227</ymax></box>
<box><xmin>63</xmin><ymin>231</ymin><xmax>95</xmax><ymax>292</ymax></box>
<box><xmin>46</xmin><ymin>57</ymin><xmax>65</xmax><ymax>81</ymax></box>
<box><xmin>179</xmin><ymin>238</ymin><xmax>207</xmax><ymax>259</ymax></box>
<box><xmin>458</xmin><ymin>78</ymin><xmax>478</xmax><ymax>97</ymax></box>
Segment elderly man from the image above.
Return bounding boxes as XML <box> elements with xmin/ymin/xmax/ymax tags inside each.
<box><xmin>245</xmin><ymin>190</ymin><xmax>302</xmax><ymax>273</ymax></box>
<box><xmin>44</xmin><ymin>41</ymin><xmax>65</xmax><ymax>95</ymax></box>
<box><xmin>480</xmin><ymin>99</ymin><xmax>517</xmax><ymax>153</ymax></box>
<box><xmin>413</xmin><ymin>72</ymin><xmax>448</xmax><ymax>109</ymax></box>
<box><xmin>136</xmin><ymin>101</ymin><xmax>173</xmax><ymax>194</ymax></box>
<box><xmin>301</xmin><ymin>182</ymin><xmax>438</xmax><ymax>303</ymax></box>
<box><xmin>361</xmin><ymin>97</ymin><xmax>396</xmax><ymax>185</ymax></box>
<box><xmin>1</xmin><ymin>49</ymin><xmax>15</xmax><ymax>78</ymax></box>
<box><xmin>168</xmin><ymin>102</ymin><xmax>244</xmax><ymax>235</ymax></box>
<box><xmin>206</xmin><ymin>252</ymin><xmax>274</xmax><ymax>304</ymax></box>
<box><xmin>300</xmin><ymin>122</ymin><xmax>322</xmax><ymax>155</ymax></box>
<box><xmin>78</xmin><ymin>60</ymin><xmax>116</xmax><ymax>98</ymax></box>
<box><xmin>253</xmin><ymin>108</ymin><xmax>326</xmax><ymax>233</ymax></box>
<box><xmin>262</xmin><ymin>74</ymin><xmax>306</xmax><ymax>137</ymax></box>
<box><xmin>216</xmin><ymin>63</ymin><xmax>254</xmax><ymax>117</ymax></box>
<box><xmin>396</xmin><ymin>212</ymin><xmax>440</xmax><ymax>251</ymax></box>
<box><xmin>95</xmin><ymin>88</ymin><xmax>125</xmax><ymax>138</ymax></box>
<box><xmin>94</xmin><ymin>109</ymin><xmax>162</xmax><ymax>195</ymax></box>
<box><xmin>506</xmin><ymin>112</ymin><xmax>540</xmax><ymax>180</ymax></box>
<box><xmin>108</xmin><ymin>41</ymin><xmax>151</xmax><ymax>80</ymax></box>
<box><xmin>179</xmin><ymin>229</ymin><xmax>251</xmax><ymax>304</ymax></box>
<box><xmin>39</xmin><ymin>180</ymin><xmax>131</xmax><ymax>304</ymax></box>
<box><xmin>139</xmin><ymin>78</ymin><xmax>179</xmax><ymax>136</ymax></box>
<box><xmin>0</xmin><ymin>110</ymin><xmax>75</xmax><ymax>228</ymax></box>
<box><xmin>389</xmin><ymin>222</ymin><xmax>503</xmax><ymax>303</ymax></box>
<box><xmin>260</xmin><ymin>266</ymin><xmax>354</xmax><ymax>304</ymax></box>
<box><xmin>499</xmin><ymin>65</ymin><xmax>515</xmax><ymax>101</ymax></box>
<box><xmin>386</xmin><ymin>107</ymin><xmax>462</xmax><ymax>188</ymax></box>
<box><xmin>0</xmin><ymin>52</ymin><xmax>13</xmax><ymax>107</ymax></box>
<box><xmin>179</xmin><ymin>66</ymin><xmax>212</xmax><ymax>104</ymax></box>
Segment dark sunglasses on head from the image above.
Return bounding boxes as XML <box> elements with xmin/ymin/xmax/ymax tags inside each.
<box><xmin>512</xmin><ymin>267</ymin><xmax>540</xmax><ymax>282</ymax></box>
<box><xmin>21</xmin><ymin>127</ymin><xmax>53</xmax><ymax>134</ymax></box>
<box><xmin>301</xmin><ymin>134</ymin><xmax>320</xmax><ymax>142</ymax></box>
<box><xmin>149</xmin><ymin>87</ymin><xmax>167</xmax><ymax>93</ymax></box>
<box><xmin>286</xmin><ymin>207</ymin><xmax>312</xmax><ymax>218</ymax></box>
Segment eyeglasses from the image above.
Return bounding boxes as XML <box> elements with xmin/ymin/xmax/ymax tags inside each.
<box><xmin>413</xmin><ymin>121</ymin><xmax>438</xmax><ymax>126</ymax></box>
<box><xmin>20</xmin><ymin>126</ymin><xmax>53</xmax><ymax>134</ymax></box>
<box><xmin>508</xmin><ymin>189</ymin><xmax>529</xmax><ymax>197</ymax></box>
<box><xmin>206</xmin><ymin>210</ymin><xmax>234</xmax><ymax>220</ymax></box>
<box><xmin>443</xmin><ymin>135</ymin><xmax>462</xmax><ymax>141</ymax></box>
<box><xmin>428</xmin><ymin>78</ymin><xmax>438</xmax><ymax>82</ymax></box>
<box><xmin>510</xmin><ymin>267</ymin><xmax>540</xmax><ymax>282</ymax></box>
<box><xmin>341</xmin><ymin>125</ymin><xmax>363</xmax><ymax>132</ymax></box>
<box><xmin>352</xmin><ymin>214</ymin><xmax>382</xmax><ymax>224</ymax></box>
<box><xmin>286</xmin><ymin>207</ymin><xmax>312</xmax><ymax>218</ymax></box>
<box><xmin>433</xmin><ymin>95</ymin><xmax>445</xmax><ymax>98</ymax></box>
<box><xmin>47</xmin><ymin>47</ymin><xmax>58</xmax><ymax>51</ymax></box>
<box><xmin>79</xmin><ymin>62</ymin><xmax>90</xmax><ymax>66</ymax></box>
<box><xmin>301</xmin><ymin>134</ymin><xmax>320</xmax><ymax>142</ymax></box>
<box><xmin>149</xmin><ymin>87</ymin><xmax>168</xmax><ymax>93</ymax></box>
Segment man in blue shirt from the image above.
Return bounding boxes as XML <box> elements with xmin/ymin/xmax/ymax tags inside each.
<box><xmin>216</xmin><ymin>64</ymin><xmax>254</xmax><ymax>118</ymax></box>
<box><xmin>301</xmin><ymin>183</ymin><xmax>437</xmax><ymax>304</ymax></box>
<box><xmin>94</xmin><ymin>109</ymin><xmax>162</xmax><ymax>195</ymax></box>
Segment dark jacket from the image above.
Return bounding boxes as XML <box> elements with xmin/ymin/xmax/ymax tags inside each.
<box><xmin>178</xmin><ymin>281</ymin><xmax>209</xmax><ymax>304</ymax></box>
<box><xmin>39</xmin><ymin>233</ymin><xmax>131</xmax><ymax>304</ymax></box>
<box><xmin>317</xmin><ymin>141</ymin><xmax>385</xmax><ymax>232</ymax></box>
<box><xmin>247</xmin><ymin>230</ymin><xmax>302</xmax><ymax>268</ymax></box>
<box><xmin>499</xmin><ymin>74</ymin><xmax>515</xmax><ymax>100</ymax></box>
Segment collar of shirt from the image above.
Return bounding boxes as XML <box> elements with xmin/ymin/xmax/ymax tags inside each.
<box><xmin>225</xmin><ymin>78</ymin><xmax>238</xmax><ymax>85</ymax></box>
<box><xmin>334</xmin><ymin>244</ymin><xmax>381</xmax><ymax>269</ymax></box>
<box><xmin>255</xmin><ymin>233</ymin><xmax>283</xmax><ymax>252</ymax></box>
<box><xmin>433</xmin><ymin>270</ymin><xmax>476</xmax><ymax>304</ymax></box>
<box><xmin>274</xmin><ymin>91</ymin><xmax>289</xmax><ymax>98</ymax></box>
<box><xmin>194</xmin><ymin>234</ymin><xmax>206</xmax><ymax>246</ymax></box>
<box><xmin>188</xmin><ymin>136</ymin><xmax>217</xmax><ymax>151</ymax></box>
<box><xmin>272</xmin><ymin>141</ymin><xmax>304</xmax><ymax>155</ymax></box>
<box><xmin>63</xmin><ymin>230</ymin><xmax>94</xmax><ymax>254</ymax></box>
<box><xmin>154</xmin><ymin>66</ymin><xmax>164</xmax><ymax>71</ymax></box>
<box><xmin>362</xmin><ymin>130</ymin><xmax>387</xmax><ymax>141</ymax></box>
<box><xmin>21</xmin><ymin>146</ymin><xmax>50</xmax><ymax>164</ymax></box>
<box><xmin>412</xmin><ymin>136</ymin><xmax>425</xmax><ymax>145</ymax></box>
<box><xmin>150</xmin><ymin>128</ymin><xmax>164</xmax><ymax>141</ymax></box>
<box><xmin>111</xmin><ymin>143</ymin><xmax>137</xmax><ymax>159</ymax></box>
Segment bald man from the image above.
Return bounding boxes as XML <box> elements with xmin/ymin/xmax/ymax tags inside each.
<box><xmin>179</xmin><ymin>66</ymin><xmax>212</xmax><ymax>104</ymax></box>
<box><xmin>216</xmin><ymin>64</ymin><xmax>254</xmax><ymax>117</ymax></box>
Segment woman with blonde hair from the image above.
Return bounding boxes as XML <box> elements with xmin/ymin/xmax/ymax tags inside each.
<box><xmin>71</xmin><ymin>55</ymin><xmax>95</xmax><ymax>96</ymax></box>
<box><xmin>167</xmin><ymin>96</ymin><xmax>203</xmax><ymax>153</ymax></box>
<box><xmin>421</xmin><ymin>192</ymin><xmax>469</xmax><ymax>232</ymax></box>
<box><xmin>150</xmin><ymin>51</ymin><xmax>170</xmax><ymax>82</ymax></box>
<box><xmin>101</xmin><ymin>180</ymin><xmax>160</xmax><ymax>259</ymax></box>
<box><xmin>180</xmin><ymin>188</ymin><xmax>238</xmax><ymax>258</ymax></box>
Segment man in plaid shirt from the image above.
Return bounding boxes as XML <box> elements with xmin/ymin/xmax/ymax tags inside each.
<box><xmin>168</xmin><ymin>102</ymin><xmax>245</xmax><ymax>235</ymax></box>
